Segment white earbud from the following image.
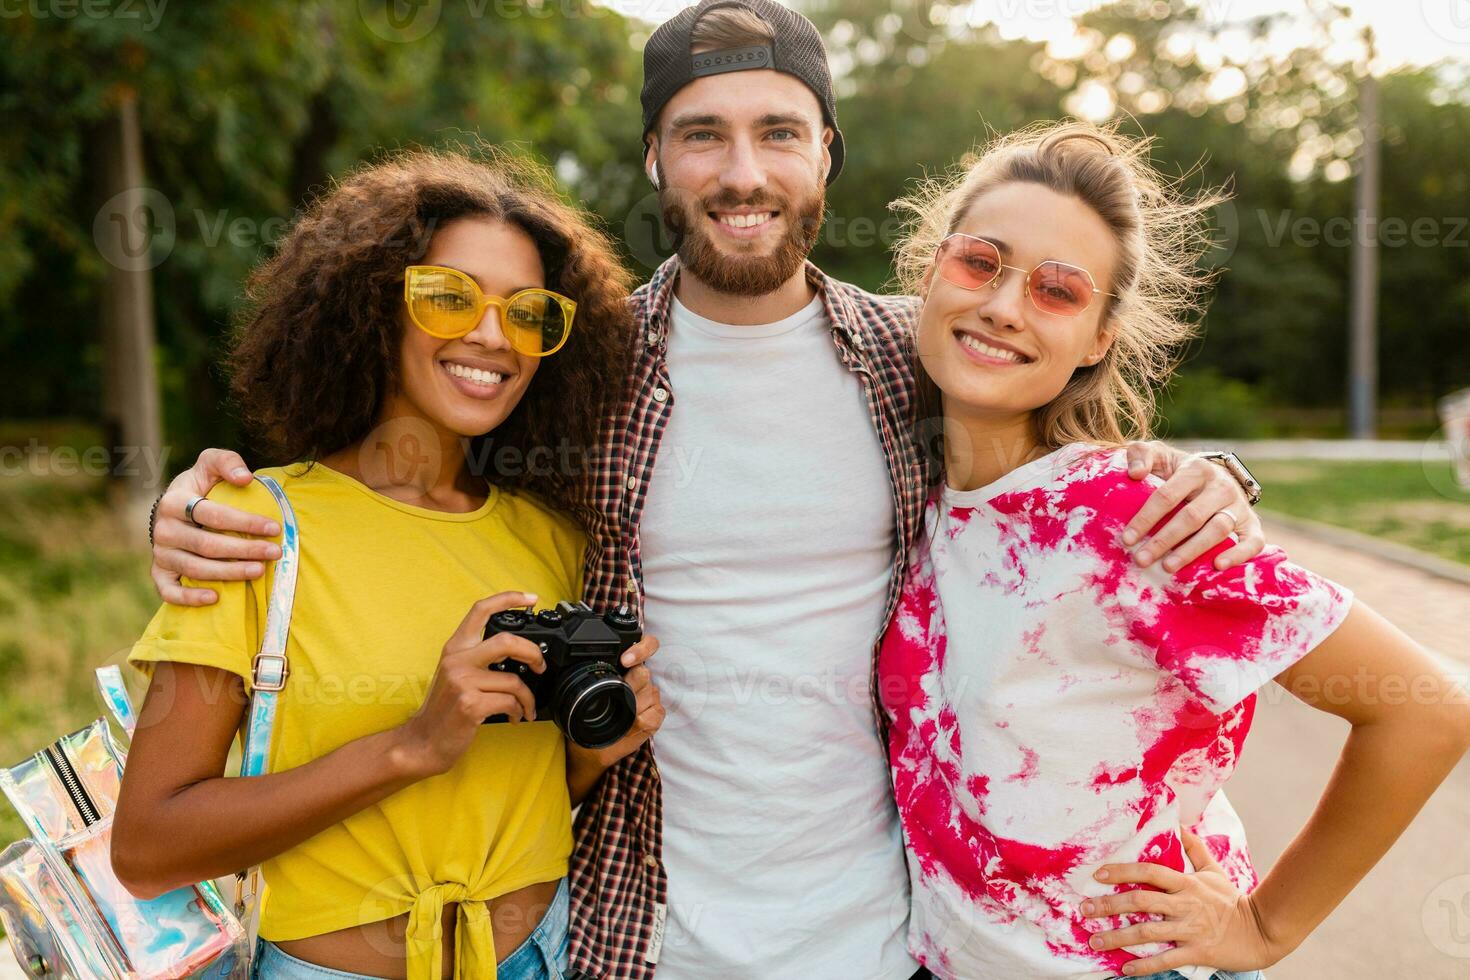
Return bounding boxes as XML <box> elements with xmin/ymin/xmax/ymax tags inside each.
<box><xmin>648</xmin><ymin>161</ymin><xmax>662</xmax><ymax>191</ymax></box>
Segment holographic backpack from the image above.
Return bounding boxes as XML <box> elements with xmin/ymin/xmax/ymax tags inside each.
<box><xmin>0</xmin><ymin>475</ymin><xmax>299</xmax><ymax>978</ymax></box>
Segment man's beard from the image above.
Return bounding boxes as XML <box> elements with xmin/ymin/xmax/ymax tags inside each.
<box><xmin>658</xmin><ymin>182</ymin><xmax>825</xmax><ymax>297</ymax></box>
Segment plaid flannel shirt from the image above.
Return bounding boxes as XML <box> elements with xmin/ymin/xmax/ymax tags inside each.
<box><xmin>566</xmin><ymin>256</ymin><xmax>929</xmax><ymax>979</ymax></box>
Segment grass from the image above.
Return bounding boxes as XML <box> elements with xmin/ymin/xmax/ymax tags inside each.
<box><xmin>0</xmin><ymin>472</ymin><xmax>158</xmax><ymax>858</ymax></box>
<box><xmin>1252</xmin><ymin>459</ymin><xmax>1470</xmax><ymax>567</ymax></box>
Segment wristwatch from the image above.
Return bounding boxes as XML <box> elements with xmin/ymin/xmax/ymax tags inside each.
<box><xmin>1196</xmin><ymin>451</ymin><xmax>1262</xmax><ymax>507</ymax></box>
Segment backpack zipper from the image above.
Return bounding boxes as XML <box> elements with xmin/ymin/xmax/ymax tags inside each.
<box><xmin>43</xmin><ymin>742</ymin><xmax>100</xmax><ymax>827</ymax></box>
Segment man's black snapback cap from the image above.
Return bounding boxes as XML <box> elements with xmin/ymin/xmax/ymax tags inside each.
<box><xmin>640</xmin><ymin>0</ymin><xmax>845</xmax><ymax>184</ymax></box>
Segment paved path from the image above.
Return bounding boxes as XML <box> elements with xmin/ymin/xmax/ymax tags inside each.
<box><xmin>1228</xmin><ymin>517</ymin><xmax>1470</xmax><ymax>979</ymax></box>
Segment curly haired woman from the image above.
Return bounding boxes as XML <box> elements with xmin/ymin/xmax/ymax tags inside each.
<box><xmin>110</xmin><ymin>149</ymin><xmax>665</xmax><ymax>980</ymax></box>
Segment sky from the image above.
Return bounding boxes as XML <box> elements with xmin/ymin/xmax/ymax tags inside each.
<box><xmin>600</xmin><ymin>0</ymin><xmax>1470</xmax><ymax>72</ymax></box>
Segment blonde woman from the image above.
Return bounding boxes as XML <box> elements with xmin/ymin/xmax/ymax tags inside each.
<box><xmin>877</xmin><ymin>122</ymin><xmax>1470</xmax><ymax>980</ymax></box>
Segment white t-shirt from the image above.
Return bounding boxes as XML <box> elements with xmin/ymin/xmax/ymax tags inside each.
<box><xmin>879</xmin><ymin>444</ymin><xmax>1353</xmax><ymax>979</ymax></box>
<box><xmin>638</xmin><ymin>295</ymin><xmax>918</xmax><ymax>979</ymax></box>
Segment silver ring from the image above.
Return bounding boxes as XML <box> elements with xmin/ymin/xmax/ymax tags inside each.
<box><xmin>1215</xmin><ymin>507</ymin><xmax>1240</xmax><ymax>530</ymax></box>
<box><xmin>183</xmin><ymin>495</ymin><xmax>207</xmax><ymax>529</ymax></box>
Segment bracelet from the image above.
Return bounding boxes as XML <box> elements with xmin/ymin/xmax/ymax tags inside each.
<box><xmin>148</xmin><ymin>492</ymin><xmax>164</xmax><ymax>546</ymax></box>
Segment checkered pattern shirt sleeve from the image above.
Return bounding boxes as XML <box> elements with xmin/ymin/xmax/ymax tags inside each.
<box><xmin>565</xmin><ymin>257</ymin><xmax>928</xmax><ymax>979</ymax></box>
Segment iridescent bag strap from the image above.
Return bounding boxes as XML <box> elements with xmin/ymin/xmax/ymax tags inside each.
<box><xmin>232</xmin><ymin>473</ymin><xmax>300</xmax><ymax>926</ymax></box>
<box><xmin>95</xmin><ymin>664</ymin><xmax>137</xmax><ymax>737</ymax></box>
<box><xmin>238</xmin><ymin>474</ymin><xmax>299</xmax><ymax>778</ymax></box>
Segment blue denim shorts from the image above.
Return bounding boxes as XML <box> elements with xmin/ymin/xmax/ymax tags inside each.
<box><xmin>251</xmin><ymin>878</ymin><xmax>570</xmax><ymax>980</ymax></box>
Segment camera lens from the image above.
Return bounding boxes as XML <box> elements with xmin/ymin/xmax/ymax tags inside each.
<box><xmin>553</xmin><ymin>661</ymin><xmax>637</xmax><ymax>749</ymax></box>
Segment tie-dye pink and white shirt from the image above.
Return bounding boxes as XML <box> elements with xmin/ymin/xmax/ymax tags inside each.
<box><xmin>878</xmin><ymin>444</ymin><xmax>1353</xmax><ymax>980</ymax></box>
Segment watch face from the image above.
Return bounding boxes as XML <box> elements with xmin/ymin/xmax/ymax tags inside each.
<box><xmin>1205</xmin><ymin>452</ymin><xmax>1260</xmax><ymax>503</ymax></box>
<box><xmin>1232</xmin><ymin>464</ymin><xmax>1262</xmax><ymax>503</ymax></box>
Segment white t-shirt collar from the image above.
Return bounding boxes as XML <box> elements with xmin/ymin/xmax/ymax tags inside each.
<box><xmin>670</xmin><ymin>294</ymin><xmax>827</xmax><ymax>341</ymax></box>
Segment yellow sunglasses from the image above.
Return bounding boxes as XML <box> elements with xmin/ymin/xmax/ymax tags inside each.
<box><xmin>404</xmin><ymin>265</ymin><xmax>577</xmax><ymax>357</ymax></box>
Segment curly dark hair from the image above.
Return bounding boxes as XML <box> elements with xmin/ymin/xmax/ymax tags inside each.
<box><xmin>227</xmin><ymin>146</ymin><xmax>636</xmax><ymax>510</ymax></box>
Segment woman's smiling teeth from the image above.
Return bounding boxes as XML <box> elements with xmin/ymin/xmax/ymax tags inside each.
<box><xmin>958</xmin><ymin>333</ymin><xmax>1030</xmax><ymax>364</ymax></box>
<box><xmin>716</xmin><ymin>211</ymin><xmax>774</xmax><ymax>229</ymax></box>
<box><xmin>444</xmin><ymin>361</ymin><xmax>505</xmax><ymax>386</ymax></box>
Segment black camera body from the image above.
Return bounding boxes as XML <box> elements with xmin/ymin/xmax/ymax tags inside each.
<box><xmin>483</xmin><ymin>601</ymin><xmax>642</xmax><ymax>749</ymax></box>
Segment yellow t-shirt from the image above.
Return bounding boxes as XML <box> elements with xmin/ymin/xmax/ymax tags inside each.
<box><xmin>128</xmin><ymin>463</ymin><xmax>586</xmax><ymax>980</ymax></box>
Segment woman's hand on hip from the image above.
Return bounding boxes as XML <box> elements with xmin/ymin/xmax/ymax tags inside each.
<box><xmin>1080</xmin><ymin>830</ymin><xmax>1282</xmax><ymax>975</ymax></box>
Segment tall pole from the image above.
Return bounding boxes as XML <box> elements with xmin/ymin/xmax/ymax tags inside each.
<box><xmin>1348</xmin><ymin>30</ymin><xmax>1379</xmax><ymax>439</ymax></box>
<box><xmin>96</xmin><ymin>86</ymin><xmax>165</xmax><ymax>540</ymax></box>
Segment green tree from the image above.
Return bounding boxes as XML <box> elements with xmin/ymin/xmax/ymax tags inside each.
<box><xmin>0</xmin><ymin>0</ymin><xmax>643</xmax><ymax>468</ymax></box>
